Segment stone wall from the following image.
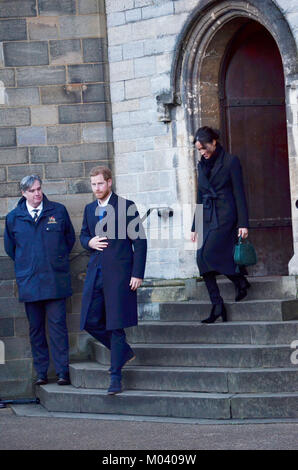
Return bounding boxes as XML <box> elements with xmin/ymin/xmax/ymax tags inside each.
<box><xmin>0</xmin><ymin>0</ymin><xmax>112</xmax><ymax>397</ymax></box>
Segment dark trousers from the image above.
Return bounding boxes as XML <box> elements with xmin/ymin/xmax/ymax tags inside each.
<box><xmin>203</xmin><ymin>271</ymin><xmax>246</xmax><ymax>305</ymax></box>
<box><xmin>84</xmin><ymin>269</ymin><xmax>133</xmax><ymax>379</ymax></box>
<box><xmin>25</xmin><ymin>298</ymin><xmax>69</xmax><ymax>378</ymax></box>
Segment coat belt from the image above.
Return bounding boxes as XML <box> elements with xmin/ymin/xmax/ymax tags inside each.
<box><xmin>202</xmin><ymin>192</ymin><xmax>225</xmax><ymax>229</ymax></box>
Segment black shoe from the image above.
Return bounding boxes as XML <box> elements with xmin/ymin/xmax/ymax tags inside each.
<box><xmin>201</xmin><ymin>303</ymin><xmax>227</xmax><ymax>323</ymax></box>
<box><xmin>235</xmin><ymin>278</ymin><xmax>251</xmax><ymax>302</ymax></box>
<box><xmin>107</xmin><ymin>377</ymin><xmax>122</xmax><ymax>395</ymax></box>
<box><xmin>35</xmin><ymin>377</ymin><xmax>48</xmax><ymax>386</ymax></box>
<box><xmin>57</xmin><ymin>375</ymin><xmax>70</xmax><ymax>386</ymax></box>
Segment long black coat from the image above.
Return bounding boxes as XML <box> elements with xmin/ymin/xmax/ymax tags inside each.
<box><xmin>80</xmin><ymin>192</ymin><xmax>147</xmax><ymax>331</ymax></box>
<box><xmin>4</xmin><ymin>195</ymin><xmax>75</xmax><ymax>302</ymax></box>
<box><xmin>192</xmin><ymin>145</ymin><xmax>249</xmax><ymax>275</ymax></box>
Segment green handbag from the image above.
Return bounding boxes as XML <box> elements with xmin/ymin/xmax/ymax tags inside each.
<box><xmin>234</xmin><ymin>236</ymin><xmax>257</xmax><ymax>272</ymax></box>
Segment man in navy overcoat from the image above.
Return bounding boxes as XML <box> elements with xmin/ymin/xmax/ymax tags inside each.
<box><xmin>80</xmin><ymin>166</ymin><xmax>147</xmax><ymax>394</ymax></box>
<box><xmin>4</xmin><ymin>175</ymin><xmax>75</xmax><ymax>385</ymax></box>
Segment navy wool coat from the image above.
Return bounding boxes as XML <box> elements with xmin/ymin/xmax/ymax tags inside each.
<box><xmin>4</xmin><ymin>195</ymin><xmax>75</xmax><ymax>302</ymax></box>
<box><xmin>192</xmin><ymin>145</ymin><xmax>249</xmax><ymax>275</ymax></box>
<box><xmin>80</xmin><ymin>192</ymin><xmax>147</xmax><ymax>331</ymax></box>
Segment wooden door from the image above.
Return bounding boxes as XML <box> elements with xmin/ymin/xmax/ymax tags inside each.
<box><xmin>221</xmin><ymin>22</ymin><xmax>293</xmax><ymax>275</ymax></box>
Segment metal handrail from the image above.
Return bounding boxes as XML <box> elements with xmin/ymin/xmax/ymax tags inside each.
<box><xmin>70</xmin><ymin>206</ymin><xmax>174</xmax><ymax>262</ymax></box>
<box><xmin>141</xmin><ymin>206</ymin><xmax>174</xmax><ymax>221</ymax></box>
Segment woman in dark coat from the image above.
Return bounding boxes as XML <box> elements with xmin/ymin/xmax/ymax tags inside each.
<box><xmin>191</xmin><ymin>127</ymin><xmax>250</xmax><ymax>323</ymax></box>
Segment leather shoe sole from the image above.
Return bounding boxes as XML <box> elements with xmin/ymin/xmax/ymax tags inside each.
<box><xmin>35</xmin><ymin>378</ymin><xmax>48</xmax><ymax>386</ymax></box>
<box><xmin>57</xmin><ymin>377</ymin><xmax>70</xmax><ymax>386</ymax></box>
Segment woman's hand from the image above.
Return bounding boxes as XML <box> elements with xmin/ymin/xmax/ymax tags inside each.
<box><xmin>191</xmin><ymin>232</ymin><xmax>198</xmax><ymax>242</ymax></box>
<box><xmin>130</xmin><ymin>277</ymin><xmax>143</xmax><ymax>291</ymax></box>
<box><xmin>238</xmin><ymin>228</ymin><xmax>248</xmax><ymax>239</ymax></box>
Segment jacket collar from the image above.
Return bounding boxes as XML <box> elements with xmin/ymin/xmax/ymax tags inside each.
<box><xmin>198</xmin><ymin>144</ymin><xmax>225</xmax><ymax>187</ymax></box>
<box><xmin>209</xmin><ymin>144</ymin><xmax>225</xmax><ymax>182</ymax></box>
<box><xmin>91</xmin><ymin>192</ymin><xmax>117</xmax><ymax>211</ymax></box>
<box><xmin>15</xmin><ymin>194</ymin><xmax>54</xmax><ymax>219</ymax></box>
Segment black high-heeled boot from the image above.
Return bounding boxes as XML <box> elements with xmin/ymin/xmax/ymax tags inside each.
<box><xmin>235</xmin><ymin>277</ymin><xmax>251</xmax><ymax>302</ymax></box>
<box><xmin>201</xmin><ymin>303</ymin><xmax>227</xmax><ymax>323</ymax></box>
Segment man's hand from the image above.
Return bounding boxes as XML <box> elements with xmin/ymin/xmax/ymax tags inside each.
<box><xmin>191</xmin><ymin>232</ymin><xmax>198</xmax><ymax>242</ymax></box>
<box><xmin>130</xmin><ymin>277</ymin><xmax>143</xmax><ymax>291</ymax></box>
<box><xmin>88</xmin><ymin>236</ymin><xmax>108</xmax><ymax>251</ymax></box>
<box><xmin>238</xmin><ymin>228</ymin><xmax>248</xmax><ymax>239</ymax></box>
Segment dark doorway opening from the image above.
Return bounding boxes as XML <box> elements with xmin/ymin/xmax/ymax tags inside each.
<box><xmin>220</xmin><ymin>21</ymin><xmax>293</xmax><ymax>275</ymax></box>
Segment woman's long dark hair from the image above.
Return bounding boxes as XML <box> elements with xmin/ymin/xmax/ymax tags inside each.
<box><xmin>193</xmin><ymin>126</ymin><xmax>220</xmax><ymax>145</ymax></box>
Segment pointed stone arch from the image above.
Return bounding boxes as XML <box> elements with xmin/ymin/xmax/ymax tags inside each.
<box><xmin>168</xmin><ymin>0</ymin><xmax>298</xmax><ymax>274</ymax></box>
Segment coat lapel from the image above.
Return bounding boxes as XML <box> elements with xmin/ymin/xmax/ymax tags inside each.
<box><xmin>93</xmin><ymin>192</ymin><xmax>118</xmax><ymax>238</ymax></box>
<box><xmin>88</xmin><ymin>200</ymin><xmax>99</xmax><ymax>236</ymax></box>
<box><xmin>209</xmin><ymin>146</ymin><xmax>225</xmax><ymax>183</ymax></box>
<box><xmin>198</xmin><ymin>162</ymin><xmax>217</xmax><ymax>197</ymax></box>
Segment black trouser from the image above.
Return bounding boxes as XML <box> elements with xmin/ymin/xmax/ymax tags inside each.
<box><xmin>25</xmin><ymin>298</ymin><xmax>69</xmax><ymax>378</ymax></box>
<box><xmin>84</xmin><ymin>268</ymin><xmax>133</xmax><ymax>379</ymax></box>
<box><xmin>203</xmin><ymin>271</ymin><xmax>246</xmax><ymax>305</ymax></box>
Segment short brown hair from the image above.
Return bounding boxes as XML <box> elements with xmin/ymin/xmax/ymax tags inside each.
<box><xmin>89</xmin><ymin>166</ymin><xmax>112</xmax><ymax>180</ymax></box>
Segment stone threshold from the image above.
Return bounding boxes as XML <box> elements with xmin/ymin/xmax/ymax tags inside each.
<box><xmin>10</xmin><ymin>403</ymin><xmax>298</xmax><ymax>426</ymax></box>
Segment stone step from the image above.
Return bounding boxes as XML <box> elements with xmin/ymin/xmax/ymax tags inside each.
<box><xmin>125</xmin><ymin>321</ymin><xmax>298</xmax><ymax>345</ymax></box>
<box><xmin>156</xmin><ymin>299</ymin><xmax>298</xmax><ymax>322</ymax></box>
<box><xmin>137</xmin><ymin>285</ymin><xmax>187</xmax><ymax>303</ymax></box>
<box><xmin>36</xmin><ymin>383</ymin><xmax>298</xmax><ymax>419</ymax></box>
<box><xmin>69</xmin><ymin>362</ymin><xmax>298</xmax><ymax>394</ymax></box>
<box><xmin>93</xmin><ymin>342</ymin><xmax>297</xmax><ymax>368</ymax></box>
<box><xmin>193</xmin><ymin>276</ymin><xmax>297</xmax><ymax>301</ymax></box>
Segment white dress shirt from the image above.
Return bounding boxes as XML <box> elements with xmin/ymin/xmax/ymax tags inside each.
<box><xmin>26</xmin><ymin>201</ymin><xmax>43</xmax><ymax>219</ymax></box>
<box><xmin>97</xmin><ymin>191</ymin><xmax>113</xmax><ymax>207</ymax></box>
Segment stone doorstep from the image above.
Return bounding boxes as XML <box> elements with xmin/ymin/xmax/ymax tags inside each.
<box><xmin>136</xmin><ymin>276</ymin><xmax>298</xmax><ymax>303</ymax></box>
<box><xmin>69</xmin><ymin>362</ymin><xmax>298</xmax><ymax>394</ymax></box>
<box><xmin>92</xmin><ymin>342</ymin><xmax>297</xmax><ymax>368</ymax></box>
<box><xmin>158</xmin><ymin>299</ymin><xmax>298</xmax><ymax>321</ymax></box>
<box><xmin>193</xmin><ymin>276</ymin><xmax>298</xmax><ymax>301</ymax></box>
<box><xmin>10</xmin><ymin>403</ymin><xmax>298</xmax><ymax>425</ymax></box>
<box><xmin>125</xmin><ymin>321</ymin><xmax>298</xmax><ymax>345</ymax></box>
<box><xmin>36</xmin><ymin>384</ymin><xmax>298</xmax><ymax>420</ymax></box>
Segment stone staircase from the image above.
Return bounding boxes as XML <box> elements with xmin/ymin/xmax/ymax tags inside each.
<box><xmin>37</xmin><ymin>276</ymin><xmax>298</xmax><ymax>421</ymax></box>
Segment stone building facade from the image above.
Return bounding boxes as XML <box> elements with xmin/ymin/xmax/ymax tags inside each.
<box><xmin>0</xmin><ymin>0</ymin><xmax>112</xmax><ymax>396</ymax></box>
<box><xmin>105</xmin><ymin>0</ymin><xmax>298</xmax><ymax>279</ymax></box>
<box><xmin>0</xmin><ymin>0</ymin><xmax>297</xmax><ymax>396</ymax></box>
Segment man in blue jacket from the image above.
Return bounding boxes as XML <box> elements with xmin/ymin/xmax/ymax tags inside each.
<box><xmin>4</xmin><ymin>175</ymin><xmax>75</xmax><ymax>386</ymax></box>
<box><xmin>80</xmin><ymin>166</ymin><xmax>147</xmax><ymax>395</ymax></box>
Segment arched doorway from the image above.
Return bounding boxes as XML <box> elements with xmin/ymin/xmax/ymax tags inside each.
<box><xmin>220</xmin><ymin>21</ymin><xmax>293</xmax><ymax>275</ymax></box>
<box><xmin>170</xmin><ymin>0</ymin><xmax>298</xmax><ymax>277</ymax></box>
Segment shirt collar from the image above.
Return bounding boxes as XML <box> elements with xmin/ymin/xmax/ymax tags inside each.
<box><xmin>97</xmin><ymin>191</ymin><xmax>113</xmax><ymax>207</ymax></box>
<box><xmin>26</xmin><ymin>200</ymin><xmax>43</xmax><ymax>215</ymax></box>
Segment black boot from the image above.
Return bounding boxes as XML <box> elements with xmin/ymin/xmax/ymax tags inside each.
<box><xmin>201</xmin><ymin>303</ymin><xmax>227</xmax><ymax>323</ymax></box>
<box><xmin>235</xmin><ymin>277</ymin><xmax>251</xmax><ymax>302</ymax></box>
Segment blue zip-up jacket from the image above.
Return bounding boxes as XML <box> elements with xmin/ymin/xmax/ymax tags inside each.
<box><xmin>4</xmin><ymin>195</ymin><xmax>75</xmax><ymax>302</ymax></box>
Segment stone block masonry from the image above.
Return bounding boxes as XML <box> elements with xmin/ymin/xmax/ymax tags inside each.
<box><xmin>0</xmin><ymin>0</ymin><xmax>112</xmax><ymax>219</ymax></box>
<box><xmin>0</xmin><ymin>0</ymin><xmax>113</xmax><ymax>398</ymax></box>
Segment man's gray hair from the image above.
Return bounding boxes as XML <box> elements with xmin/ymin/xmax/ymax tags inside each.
<box><xmin>20</xmin><ymin>175</ymin><xmax>42</xmax><ymax>192</ymax></box>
